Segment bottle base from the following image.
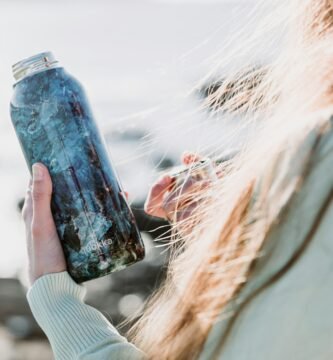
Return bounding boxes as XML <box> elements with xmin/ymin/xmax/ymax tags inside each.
<box><xmin>68</xmin><ymin>246</ymin><xmax>145</xmax><ymax>283</ymax></box>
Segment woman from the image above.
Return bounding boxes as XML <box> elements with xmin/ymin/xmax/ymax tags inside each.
<box><xmin>23</xmin><ymin>0</ymin><xmax>333</xmax><ymax>359</ymax></box>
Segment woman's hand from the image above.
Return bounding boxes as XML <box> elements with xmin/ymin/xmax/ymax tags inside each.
<box><xmin>144</xmin><ymin>152</ymin><xmax>221</xmax><ymax>223</ymax></box>
<box><xmin>22</xmin><ymin>163</ymin><xmax>66</xmax><ymax>285</ymax></box>
<box><xmin>22</xmin><ymin>163</ymin><xmax>130</xmax><ymax>286</ymax></box>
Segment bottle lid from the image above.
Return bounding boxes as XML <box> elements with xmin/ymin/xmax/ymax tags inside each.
<box><xmin>12</xmin><ymin>51</ymin><xmax>59</xmax><ymax>82</ymax></box>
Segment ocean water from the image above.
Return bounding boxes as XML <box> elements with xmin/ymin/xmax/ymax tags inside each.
<box><xmin>0</xmin><ymin>0</ymin><xmax>277</xmax><ymax>279</ymax></box>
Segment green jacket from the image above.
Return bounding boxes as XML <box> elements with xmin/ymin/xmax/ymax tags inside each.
<box><xmin>27</xmin><ymin>113</ymin><xmax>333</xmax><ymax>360</ymax></box>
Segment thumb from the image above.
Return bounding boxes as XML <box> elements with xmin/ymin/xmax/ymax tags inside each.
<box><xmin>32</xmin><ymin>163</ymin><xmax>53</xmax><ymax>223</ymax></box>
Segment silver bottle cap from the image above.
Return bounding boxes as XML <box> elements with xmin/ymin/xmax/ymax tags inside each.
<box><xmin>12</xmin><ymin>51</ymin><xmax>59</xmax><ymax>82</ymax></box>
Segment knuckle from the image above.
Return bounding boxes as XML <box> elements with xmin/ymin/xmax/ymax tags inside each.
<box><xmin>22</xmin><ymin>207</ymin><xmax>30</xmax><ymax>221</ymax></box>
<box><xmin>21</xmin><ymin>201</ymin><xmax>28</xmax><ymax>214</ymax></box>
<box><xmin>21</xmin><ymin>201</ymin><xmax>32</xmax><ymax>222</ymax></box>
<box><xmin>32</xmin><ymin>188</ymin><xmax>48</xmax><ymax>202</ymax></box>
<box><xmin>25</xmin><ymin>188</ymin><xmax>32</xmax><ymax>200</ymax></box>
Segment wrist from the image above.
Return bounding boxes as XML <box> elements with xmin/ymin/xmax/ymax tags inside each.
<box><xmin>30</xmin><ymin>263</ymin><xmax>67</xmax><ymax>285</ymax></box>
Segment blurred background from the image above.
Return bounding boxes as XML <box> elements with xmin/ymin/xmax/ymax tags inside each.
<box><xmin>0</xmin><ymin>0</ymin><xmax>280</xmax><ymax>358</ymax></box>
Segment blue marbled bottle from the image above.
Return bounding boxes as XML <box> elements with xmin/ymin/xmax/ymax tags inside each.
<box><xmin>10</xmin><ymin>52</ymin><xmax>145</xmax><ymax>283</ymax></box>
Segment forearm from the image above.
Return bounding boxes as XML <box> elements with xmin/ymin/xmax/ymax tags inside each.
<box><xmin>27</xmin><ymin>271</ymin><xmax>146</xmax><ymax>360</ymax></box>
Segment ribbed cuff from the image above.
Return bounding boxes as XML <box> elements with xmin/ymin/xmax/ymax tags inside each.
<box><xmin>27</xmin><ymin>271</ymin><xmax>126</xmax><ymax>360</ymax></box>
<box><xmin>27</xmin><ymin>271</ymin><xmax>86</xmax><ymax>304</ymax></box>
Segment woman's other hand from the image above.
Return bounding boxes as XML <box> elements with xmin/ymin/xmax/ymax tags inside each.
<box><xmin>22</xmin><ymin>163</ymin><xmax>66</xmax><ymax>285</ymax></box>
<box><xmin>144</xmin><ymin>151</ymin><xmax>219</xmax><ymax>223</ymax></box>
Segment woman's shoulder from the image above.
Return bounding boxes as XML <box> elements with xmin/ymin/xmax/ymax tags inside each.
<box><xmin>253</xmin><ymin>109</ymin><xmax>333</xmax><ymax>220</ymax></box>
<box><xmin>254</xmin><ymin>108</ymin><xmax>333</xmax><ymax>272</ymax></box>
<box><xmin>296</xmin><ymin>109</ymin><xmax>333</xmax><ymax>164</ymax></box>
<box><xmin>200</xmin><ymin>111</ymin><xmax>333</xmax><ymax>360</ymax></box>
<box><xmin>230</xmin><ymin>107</ymin><xmax>333</xmax><ymax>324</ymax></box>
<box><xmin>283</xmin><ymin>108</ymin><xmax>333</xmax><ymax>169</ymax></box>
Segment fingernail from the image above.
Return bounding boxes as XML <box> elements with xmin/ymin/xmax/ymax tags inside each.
<box><xmin>32</xmin><ymin>164</ymin><xmax>43</xmax><ymax>181</ymax></box>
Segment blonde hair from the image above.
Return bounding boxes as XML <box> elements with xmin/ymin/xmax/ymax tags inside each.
<box><xmin>125</xmin><ymin>1</ymin><xmax>333</xmax><ymax>359</ymax></box>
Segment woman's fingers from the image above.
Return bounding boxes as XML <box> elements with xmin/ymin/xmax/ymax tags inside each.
<box><xmin>144</xmin><ymin>151</ymin><xmax>218</xmax><ymax>221</ymax></box>
<box><xmin>162</xmin><ymin>178</ymin><xmax>210</xmax><ymax>219</ymax></box>
<box><xmin>22</xmin><ymin>178</ymin><xmax>33</xmax><ymax>223</ymax></box>
<box><xmin>181</xmin><ymin>151</ymin><xmax>202</xmax><ymax>165</ymax></box>
<box><xmin>175</xmin><ymin>200</ymin><xmax>200</xmax><ymax>223</ymax></box>
<box><xmin>24</xmin><ymin>162</ymin><xmax>66</xmax><ymax>284</ymax></box>
<box><xmin>23</xmin><ymin>178</ymin><xmax>34</xmax><ymax>264</ymax></box>
<box><xmin>31</xmin><ymin>163</ymin><xmax>54</xmax><ymax>238</ymax></box>
<box><xmin>162</xmin><ymin>176</ymin><xmax>197</xmax><ymax>213</ymax></box>
<box><xmin>182</xmin><ymin>151</ymin><xmax>224</xmax><ymax>178</ymax></box>
<box><xmin>144</xmin><ymin>175</ymin><xmax>174</xmax><ymax>219</ymax></box>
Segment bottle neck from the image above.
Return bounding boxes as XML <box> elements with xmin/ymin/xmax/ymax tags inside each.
<box><xmin>12</xmin><ymin>52</ymin><xmax>59</xmax><ymax>82</ymax></box>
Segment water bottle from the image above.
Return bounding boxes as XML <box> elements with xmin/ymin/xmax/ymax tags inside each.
<box><xmin>10</xmin><ymin>52</ymin><xmax>145</xmax><ymax>283</ymax></box>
